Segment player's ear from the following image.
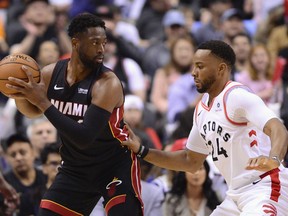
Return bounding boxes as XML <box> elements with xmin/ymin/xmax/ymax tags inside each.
<box><xmin>218</xmin><ymin>63</ymin><xmax>227</xmax><ymax>76</ymax></box>
<box><xmin>71</xmin><ymin>38</ymin><xmax>79</xmax><ymax>49</ymax></box>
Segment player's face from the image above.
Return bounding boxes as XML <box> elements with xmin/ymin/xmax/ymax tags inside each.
<box><xmin>191</xmin><ymin>49</ymin><xmax>218</xmax><ymax>94</ymax></box>
<box><xmin>77</xmin><ymin>27</ymin><xmax>107</xmax><ymax>68</ymax></box>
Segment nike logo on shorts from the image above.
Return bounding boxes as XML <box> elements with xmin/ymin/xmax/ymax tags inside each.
<box><xmin>252</xmin><ymin>179</ymin><xmax>261</xmax><ymax>185</ymax></box>
<box><xmin>54</xmin><ymin>84</ymin><xmax>64</xmax><ymax>90</ymax></box>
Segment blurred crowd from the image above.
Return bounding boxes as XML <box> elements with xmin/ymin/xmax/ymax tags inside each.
<box><xmin>0</xmin><ymin>0</ymin><xmax>288</xmax><ymax>215</ymax></box>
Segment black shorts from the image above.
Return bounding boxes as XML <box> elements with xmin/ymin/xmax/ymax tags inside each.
<box><xmin>38</xmin><ymin>153</ymin><xmax>143</xmax><ymax>216</ymax></box>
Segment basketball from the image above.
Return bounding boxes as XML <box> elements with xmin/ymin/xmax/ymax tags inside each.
<box><xmin>0</xmin><ymin>53</ymin><xmax>40</xmax><ymax>94</ymax></box>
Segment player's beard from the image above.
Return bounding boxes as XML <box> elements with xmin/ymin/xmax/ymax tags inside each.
<box><xmin>79</xmin><ymin>51</ymin><xmax>100</xmax><ymax>69</ymax></box>
<box><xmin>196</xmin><ymin>76</ymin><xmax>216</xmax><ymax>94</ymax></box>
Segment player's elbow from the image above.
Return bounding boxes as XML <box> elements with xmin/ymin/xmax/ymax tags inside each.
<box><xmin>184</xmin><ymin>150</ymin><xmax>207</xmax><ymax>173</ymax></box>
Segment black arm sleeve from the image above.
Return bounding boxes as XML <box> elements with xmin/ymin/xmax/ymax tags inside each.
<box><xmin>44</xmin><ymin>104</ymin><xmax>111</xmax><ymax>150</ymax></box>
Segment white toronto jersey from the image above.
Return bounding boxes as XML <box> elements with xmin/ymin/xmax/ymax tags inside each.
<box><xmin>186</xmin><ymin>81</ymin><xmax>277</xmax><ymax>191</ymax></box>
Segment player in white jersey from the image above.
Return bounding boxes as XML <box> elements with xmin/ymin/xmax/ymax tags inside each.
<box><xmin>122</xmin><ymin>40</ymin><xmax>288</xmax><ymax>215</ymax></box>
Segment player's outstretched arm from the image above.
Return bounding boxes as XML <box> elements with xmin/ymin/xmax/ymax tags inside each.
<box><xmin>246</xmin><ymin>118</ymin><xmax>288</xmax><ymax>171</ymax></box>
<box><xmin>122</xmin><ymin>124</ymin><xmax>207</xmax><ymax>173</ymax></box>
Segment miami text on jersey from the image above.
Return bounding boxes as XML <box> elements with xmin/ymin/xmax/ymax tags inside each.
<box><xmin>51</xmin><ymin>99</ymin><xmax>88</xmax><ymax>117</ymax></box>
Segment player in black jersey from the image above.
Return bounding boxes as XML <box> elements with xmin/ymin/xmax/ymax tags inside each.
<box><xmin>5</xmin><ymin>13</ymin><xmax>143</xmax><ymax>216</ymax></box>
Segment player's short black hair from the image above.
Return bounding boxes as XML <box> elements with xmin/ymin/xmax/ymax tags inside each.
<box><xmin>68</xmin><ymin>13</ymin><xmax>106</xmax><ymax>38</ymax></box>
<box><xmin>3</xmin><ymin>133</ymin><xmax>32</xmax><ymax>152</ymax></box>
<box><xmin>197</xmin><ymin>40</ymin><xmax>236</xmax><ymax>68</ymax></box>
<box><xmin>40</xmin><ymin>142</ymin><xmax>60</xmax><ymax>164</ymax></box>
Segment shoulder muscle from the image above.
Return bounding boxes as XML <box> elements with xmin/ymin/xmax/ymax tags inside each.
<box><xmin>91</xmin><ymin>71</ymin><xmax>123</xmax><ymax>112</ymax></box>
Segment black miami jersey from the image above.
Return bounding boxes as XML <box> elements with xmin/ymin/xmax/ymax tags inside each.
<box><xmin>47</xmin><ymin>59</ymin><xmax>130</xmax><ymax>176</ymax></box>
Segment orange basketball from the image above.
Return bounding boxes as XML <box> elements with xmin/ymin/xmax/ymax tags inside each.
<box><xmin>0</xmin><ymin>53</ymin><xmax>40</xmax><ymax>94</ymax></box>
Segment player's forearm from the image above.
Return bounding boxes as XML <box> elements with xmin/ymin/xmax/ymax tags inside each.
<box><xmin>144</xmin><ymin>149</ymin><xmax>201</xmax><ymax>173</ymax></box>
<box><xmin>267</xmin><ymin>119</ymin><xmax>288</xmax><ymax>160</ymax></box>
<box><xmin>44</xmin><ymin>104</ymin><xmax>111</xmax><ymax>150</ymax></box>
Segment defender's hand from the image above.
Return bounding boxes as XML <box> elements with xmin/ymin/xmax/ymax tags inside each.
<box><xmin>121</xmin><ymin>124</ymin><xmax>141</xmax><ymax>153</ymax></box>
<box><xmin>246</xmin><ymin>155</ymin><xmax>280</xmax><ymax>172</ymax></box>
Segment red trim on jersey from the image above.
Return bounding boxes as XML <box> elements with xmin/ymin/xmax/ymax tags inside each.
<box><xmin>105</xmin><ymin>195</ymin><xmax>127</xmax><ymax>214</ymax></box>
<box><xmin>194</xmin><ymin>101</ymin><xmax>200</xmax><ymax>123</ymax></box>
<box><xmin>199</xmin><ymin>81</ymin><xmax>232</xmax><ymax>111</ymax></box>
<box><xmin>260</xmin><ymin>168</ymin><xmax>281</xmax><ymax>202</ymax></box>
<box><xmin>223</xmin><ymin>84</ymin><xmax>248</xmax><ymax>126</ymax></box>
<box><xmin>108</xmin><ymin>106</ymin><xmax>128</xmax><ymax>142</ymax></box>
<box><xmin>40</xmin><ymin>199</ymin><xmax>83</xmax><ymax>216</ymax></box>
<box><xmin>130</xmin><ymin>152</ymin><xmax>144</xmax><ymax>214</ymax></box>
<box><xmin>200</xmin><ymin>94</ymin><xmax>214</xmax><ymax>111</ymax></box>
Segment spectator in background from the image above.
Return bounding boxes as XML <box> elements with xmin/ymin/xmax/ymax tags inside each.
<box><xmin>150</xmin><ymin>36</ymin><xmax>194</xmax><ymax>136</ymax></box>
<box><xmin>49</xmin><ymin>0</ymin><xmax>72</xmax><ymax>14</ymax></box>
<box><xmin>141</xmin><ymin>9</ymin><xmax>189</xmax><ymax>81</ymax></box>
<box><xmin>94</xmin><ymin>4</ymin><xmax>143</xmax><ymax>66</ymax></box>
<box><xmin>68</xmin><ymin>0</ymin><xmax>102</xmax><ymax>19</ymax></box>
<box><xmin>167</xmin><ymin>72</ymin><xmax>200</xmax><ymax>124</ymax></box>
<box><xmin>39</xmin><ymin>142</ymin><xmax>61</xmax><ymax>191</ymax></box>
<box><xmin>220</xmin><ymin>8</ymin><xmax>248</xmax><ymax>45</ymax></box>
<box><xmin>95</xmin><ymin>4</ymin><xmax>142</xmax><ymax>48</ymax></box>
<box><xmin>104</xmin><ymin>32</ymin><xmax>147</xmax><ymax>101</ymax></box>
<box><xmin>6</xmin><ymin>0</ymin><xmax>71</xmax><ymax>59</ymax></box>
<box><xmin>252</xmin><ymin>0</ymin><xmax>284</xmax><ymax>25</ymax></box>
<box><xmin>2</xmin><ymin>133</ymin><xmax>47</xmax><ymax>216</ymax></box>
<box><xmin>254</xmin><ymin>4</ymin><xmax>284</xmax><ymax>45</ymax></box>
<box><xmin>36</xmin><ymin>40</ymin><xmax>60</xmax><ymax>69</ymax></box>
<box><xmin>267</xmin><ymin>11</ymin><xmax>288</xmax><ymax>63</ymax></box>
<box><xmin>194</xmin><ymin>0</ymin><xmax>232</xmax><ymax>45</ymax></box>
<box><xmin>162</xmin><ymin>160</ymin><xmax>221</xmax><ymax>216</ymax></box>
<box><xmin>178</xmin><ymin>5</ymin><xmax>202</xmax><ymax>37</ymax></box>
<box><xmin>0</xmin><ymin>13</ymin><xmax>9</xmax><ymax>106</ymax></box>
<box><xmin>230</xmin><ymin>33</ymin><xmax>252</xmax><ymax>80</ymax></box>
<box><xmin>124</xmin><ymin>94</ymin><xmax>162</xmax><ymax>150</ymax></box>
<box><xmin>136</xmin><ymin>0</ymin><xmax>172</xmax><ymax>46</ymax></box>
<box><xmin>0</xmin><ymin>99</ymin><xmax>18</xmax><ymax>141</ymax></box>
<box><xmin>26</xmin><ymin>116</ymin><xmax>58</xmax><ymax>167</ymax></box>
<box><xmin>235</xmin><ymin>43</ymin><xmax>274</xmax><ymax>104</ymax></box>
<box><xmin>0</xmin><ymin>17</ymin><xmax>8</xmax><ymax>58</ymax></box>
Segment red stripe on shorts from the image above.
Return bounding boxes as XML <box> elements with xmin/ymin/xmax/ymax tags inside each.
<box><xmin>105</xmin><ymin>194</ymin><xmax>126</xmax><ymax>214</ymax></box>
<box><xmin>40</xmin><ymin>199</ymin><xmax>83</xmax><ymax>216</ymax></box>
<box><xmin>260</xmin><ymin>168</ymin><xmax>281</xmax><ymax>202</ymax></box>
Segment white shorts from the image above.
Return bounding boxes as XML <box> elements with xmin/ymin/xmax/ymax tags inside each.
<box><xmin>211</xmin><ymin>165</ymin><xmax>288</xmax><ymax>216</ymax></box>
